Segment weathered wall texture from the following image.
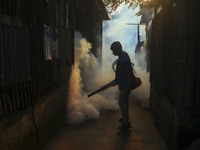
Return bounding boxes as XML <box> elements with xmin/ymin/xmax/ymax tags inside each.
<box><xmin>0</xmin><ymin>0</ymin><xmax>108</xmax><ymax>149</ymax></box>
<box><xmin>0</xmin><ymin>1</ymin><xmax>73</xmax><ymax>149</ymax></box>
<box><xmin>150</xmin><ymin>0</ymin><xmax>200</xmax><ymax>149</ymax></box>
<box><xmin>0</xmin><ymin>84</ymin><xmax>67</xmax><ymax>150</ymax></box>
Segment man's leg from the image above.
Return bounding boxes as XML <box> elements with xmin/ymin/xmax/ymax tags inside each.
<box><xmin>119</xmin><ymin>90</ymin><xmax>130</xmax><ymax>124</ymax></box>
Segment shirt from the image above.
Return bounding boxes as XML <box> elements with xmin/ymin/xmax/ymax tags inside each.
<box><xmin>115</xmin><ymin>51</ymin><xmax>133</xmax><ymax>90</ymax></box>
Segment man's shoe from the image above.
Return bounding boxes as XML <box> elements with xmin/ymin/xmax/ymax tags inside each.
<box><xmin>117</xmin><ymin>122</ymin><xmax>131</xmax><ymax>130</ymax></box>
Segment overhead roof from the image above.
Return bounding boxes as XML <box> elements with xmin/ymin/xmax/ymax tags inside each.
<box><xmin>96</xmin><ymin>0</ymin><xmax>110</xmax><ymax>20</ymax></box>
<box><xmin>79</xmin><ymin>0</ymin><xmax>110</xmax><ymax>20</ymax></box>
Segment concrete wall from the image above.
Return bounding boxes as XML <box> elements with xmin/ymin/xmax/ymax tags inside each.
<box><xmin>0</xmin><ymin>84</ymin><xmax>68</xmax><ymax>150</ymax></box>
<box><xmin>150</xmin><ymin>87</ymin><xmax>179</xmax><ymax>149</ymax></box>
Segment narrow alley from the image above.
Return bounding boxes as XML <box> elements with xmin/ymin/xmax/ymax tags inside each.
<box><xmin>43</xmin><ymin>94</ymin><xmax>168</xmax><ymax>150</ymax></box>
<box><xmin>1</xmin><ymin>1</ymin><xmax>200</xmax><ymax>150</ymax></box>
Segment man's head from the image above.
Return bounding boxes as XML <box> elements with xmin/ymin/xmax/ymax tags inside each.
<box><xmin>110</xmin><ymin>41</ymin><xmax>122</xmax><ymax>56</ymax></box>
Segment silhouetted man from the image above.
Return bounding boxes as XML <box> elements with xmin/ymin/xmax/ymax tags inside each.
<box><xmin>110</xmin><ymin>41</ymin><xmax>133</xmax><ymax>129</ymax></box>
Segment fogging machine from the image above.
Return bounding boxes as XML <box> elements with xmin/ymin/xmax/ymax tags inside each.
<box><xmin>87</xmin><ymin>76</ymin><xmax>142</xmax><ymax>97</ymax></box>
<box><xmin>87</xmin><ymin>80</ymin><xmax>116</xmax><ymax>97</ymax></box>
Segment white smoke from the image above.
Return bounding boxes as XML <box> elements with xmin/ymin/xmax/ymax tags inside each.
<box><xmin>67</xmin><ymin>32</ymin><xmax>118</xmax><ymax>124</ymax></box>
<box><xmin>103</xmin><ymin>4</ymin><xmax>150</xmax><ymax>106</ymax></box>
<box><xmin>67</xmin><ymin>4</ymin><xmax>151</xmax><ymax>124</ymax></box>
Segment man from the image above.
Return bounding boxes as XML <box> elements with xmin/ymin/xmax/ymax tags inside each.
<box><xmin>110</xmin><ymin>41</ymin><xmax>133</xmax><ymax>129</ymax></box>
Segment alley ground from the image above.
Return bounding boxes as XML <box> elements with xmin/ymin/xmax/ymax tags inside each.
<box><xmin>43</xmin><ymin>94</ymin><xmax>168</xmax><ymax>150</ymax></box>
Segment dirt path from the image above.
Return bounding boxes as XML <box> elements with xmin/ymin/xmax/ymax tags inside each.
<box><xmin>43</xmin><ymin>94</ymin><xmax>168</xmax><ymax>150</ymax></box>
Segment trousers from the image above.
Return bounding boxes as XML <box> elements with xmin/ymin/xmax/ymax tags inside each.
<box><xmin>119</xmin><ymin>90</ymin><xmax>130</xmax><ymax>123</ymax></box>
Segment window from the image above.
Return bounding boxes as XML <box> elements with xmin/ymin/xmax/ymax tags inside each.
<box><xmin>44</xmin><ymin>25</ymin><xmax>59</xmax><ymax>60</ymax></box>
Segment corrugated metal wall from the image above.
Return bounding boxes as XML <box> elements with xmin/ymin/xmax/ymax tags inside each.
<box><xmin>150</xmin><ymin>0</ymin><xmax>200</xmax><ymax>149</ymax></box>
<box><xmin>0</xmin><ymin>0</ymin><xmax>73</xmax><ymax>119</ymax></box>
